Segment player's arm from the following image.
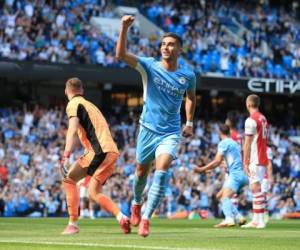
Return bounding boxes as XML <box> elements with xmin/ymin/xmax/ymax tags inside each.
<box><xmin>182</xmin><ymin>81</ymin><xmax>196</xmax><ymax>137</ymax></box>
<box><xmin>194</xmin><ymin>153</ymin><xmax>223</xmax><ymax>173</ymax></box>
<box><xmin>115</xmin><ymin>15</ymin><xmax>137</xmax><ymax>68</ymax></box>
<box><xmin>64</xmin><ymin>117</ymin><xmax>80</xmax><ymax>154</ymax></box>
<box><xmin>243</xmin><ymin>134</ymin><xmax>253</xmax><ymax>176</ymax></box>
<box><xmin>243</xmin><ymin>118</ymin><xmax>256</xmax><ymax>176</ymax></box>
<box><xmin>60</xmin><ymin>116</ymin><xmax>79</xmax><ymax>177</ymax></box>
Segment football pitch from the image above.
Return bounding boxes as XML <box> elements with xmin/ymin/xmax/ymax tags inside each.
<box><xmin>0</xmin><ymin>218</ymin><xmax>299</xmax><ymax>250</ymax></box>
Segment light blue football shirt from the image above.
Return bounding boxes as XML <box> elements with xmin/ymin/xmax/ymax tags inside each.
<box><xmin>135</xmin><ymin>56</ymin><xmax>196</xmax><ymax>134</ymax></box>
<box><xmin>218</xmin><ymin>137</ymin><xmax>244</xmax><ymax>174</ymax></box>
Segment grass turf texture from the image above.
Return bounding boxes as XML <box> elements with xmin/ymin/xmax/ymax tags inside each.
<box><xmin>0</xmin><ymin>218</ymin><xmax>299</xmax><ymax>250</ymax></box>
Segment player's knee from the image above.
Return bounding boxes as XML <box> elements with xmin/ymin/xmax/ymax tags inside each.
<box><xmin>222</xmin><ymin>188</ymin><xmax>233</xmax><ymax>199</ymax></box>
<box><xmin>88</xmin><ymin>187</ymin><xmax>97</xmax><ymax>200</ymax></box>
<box><xmin>251</xmin><ymin>182</ymin><xmax>261</xmax><ymax>193</ymax></box>
<box><xmin>136</xmin><ymin>164</ymin><xmax>149</xmax><ymax>178</ymax></box>
<box><xmin>63</xmin><ymin>177</ymin><xmax>77</xmax><ymax>185</ymax></box>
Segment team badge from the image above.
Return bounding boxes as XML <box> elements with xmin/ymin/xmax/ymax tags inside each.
<box><xmin>179</xmin><ymin>77</ymin><xmax>186</xmax><ymax>85</ymax></box>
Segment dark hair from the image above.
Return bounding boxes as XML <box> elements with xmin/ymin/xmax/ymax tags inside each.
<box><xmin>162</xmin><ymin>32</ymin><xmax>183</xmax><ymax>47</ymax></box>
<box><xmin>246</xmin><ymin>94</ymin><xmax>260</xmax><ymax>108</ymax></box>
<box><xmin>219</xmin><ymin>124</ymin><xmax>230</xmax><ymax>136</ymax></box>
<box><xmin>226</xmin><ymin>111</ymin><xmax>238</xmax><ymax>129</ymax></box>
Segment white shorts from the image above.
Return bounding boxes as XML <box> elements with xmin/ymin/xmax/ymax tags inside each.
<box><xmin>79</xmin><ymin>185</ymin><xmax>89</xmax><ymax>199</ymax></box>
<box><xmin>261</xmin><ymin>178</ymin><xmax>270</xmax><ymax>193</ymax></box>
<box><xmin>249</xmin><ymin>164</ymin><xmax>266</xmax><ymax>185</ymax></box>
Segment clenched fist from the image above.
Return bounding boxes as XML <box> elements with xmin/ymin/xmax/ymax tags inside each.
<box><xmin>121</xmin><ymin>15</ymin><xmax>135</xmax><ymax>29</ymax></box>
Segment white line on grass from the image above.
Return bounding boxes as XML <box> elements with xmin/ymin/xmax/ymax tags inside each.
<box><xmin>0</xmin><ymin>240</ymin><xmax>221</xmax><ymax>250</ymax></box>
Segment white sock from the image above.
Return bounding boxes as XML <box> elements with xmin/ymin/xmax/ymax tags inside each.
<box><xmin>68</xmin><ymin>221</ymin><xmax>78</xmax><ymax>227</ymax></box>
<box><xmin>141</xmin><ymin>214</ymin><xmax>149</xmax><ymax>220</ymax></box>
<box><xmin>116</xmin><ymin>212</ymin><xmax>127</xmax><ymax>222</ymax></box>
<box><xmin>253</xmin><ymin>213</ymin><xmax>258</xmax><ymax>223</ymax></box>
<box><xmin>258</xmin><ymin>213</ymin><xmax>265</xmax><ymax>225</ymax></box>
<box><xmin>225</xmin><ymin>217</ymin><xmax>234</xmax><ymax>223</ymax></box>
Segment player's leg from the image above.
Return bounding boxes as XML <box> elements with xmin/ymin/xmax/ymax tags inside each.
<box><xmin>131</xmin><ymin>162</ymin><xmax>151</xmax><ymax>226</ymax></box>
<box><xmin>242</xmin><ymin>165</ymin><xmax>265</xmax><ymax>228</ymax></box>
<box><xmin>132</xmin><ymin>126</ymin><xmax>156</xmax><ymax>226</ymax></box>
<box><xmin>139</xmin><ymin>133</ymin><xmax>180</xmax><ymax>237</ymax></box>
<box><xmin>261</xmin><ymin>176</ymin><xmax>270</xmax><ymax>224</ymax></box>
<box><xmin>215</xmin><ymin>183</ymin><xmax>235</xmax><ymax>227</ymax></box>
<box><xmin>78</xmin><ymin>182</ymin><xmax>89</xmax><ymax>219</ymax></box>
<box><xmin>88</xmin><ymin>197</ymin><xmax>95</xmax><ymax>219</ymax></box>
<box><xmin>88</xmin><ymin>152</ymin><xmax>131</xmax><ymax>234</ymax></box>
<box><xmin>231</xmin><ymin>174</ymin><xmax>248</xmax><ymax>226</ymax></box>
<box><xmin>62</xmin><ymin>162</ymin><xmax>87</xmax><ymax>235</ymax></box>
<box><xmin>139</xmin><ymin>153</ymin><xmax>172</xmax><ymax>237</ymax></box>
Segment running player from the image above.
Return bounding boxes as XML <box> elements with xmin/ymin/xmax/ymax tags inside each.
<box><xmin>194</xmin><ymin>124</ymin><xmax>248</xmax><ymax>227</ymax></box>
<box><xmin>116</xmin><ymin>15</ymin><xmax>196</xmax><ymax>237</ymax></box>
<box><xmin>242</xmin><ymin>94</ymin><xmax>269</xmax><ymax>229</ymax></box>
<box><xmin>60</xmin><ymin>77</ymin><xmax>130</xmax><ymax>235</ymax></box>
<box><xmin>225</xmin><ymin>112</ymin><xmax>246</xmax><ymax>225</ymax></box>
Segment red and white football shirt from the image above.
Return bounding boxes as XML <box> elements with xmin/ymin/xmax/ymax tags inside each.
<box><xmin>244</xmin><ymin>111</ymin><xmax>269</xmax><ymax>166</ymax></box>
<box><xmin>230</xmin><ymin>129</ymin><xmax>243</xmax><ymax>148</ymax></box>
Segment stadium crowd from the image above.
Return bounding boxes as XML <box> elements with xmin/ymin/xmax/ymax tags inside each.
<box><xmin>141</xmin><ymin>0</ymin><xmax>300</xmax><ymax>79</ymax></box>
<box><xmin>1</xmin><ymin>0</ymin><xmax>300</xmax><ymax>79</ymax></box>
<box><xmin>0</xmin><ymin>105</ymin><xmax>299</xmax><ymax>219</ymax></box>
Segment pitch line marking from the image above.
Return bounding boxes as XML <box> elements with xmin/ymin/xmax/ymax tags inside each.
<box><xmin>0</xmin><ymin>239</ymin><xmax>221</xmax><ymax>250</ymax></box>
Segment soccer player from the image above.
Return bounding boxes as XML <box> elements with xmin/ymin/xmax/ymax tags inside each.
<box><xmin>116</xmin><ymin>15</ymin><xmax>196</xmax><ymax>237</ymax></box>
<box><xmin>60</xmin><ymin>77</ymin><xmax>130</xmax><ymax>235</ymax></box>
<box><xmin>225</xmin><ymin>111</ymin><xmax>243</xmax><ymax>147</ymax></box>
<box><xmin>216</xmin><ymin>113</ymin><xmax>246</xmax><ymax>225</ymax></box>
<box><xmin>242</xmin><ymin>94</ymin><xmax>269</xmax><ymax>229</ymax></box>
<box><xmin>194</xmin><ymin>124</ymin><xmax>248</xmax><ymax>227</ymax></box>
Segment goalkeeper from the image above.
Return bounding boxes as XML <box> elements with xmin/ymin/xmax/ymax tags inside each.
<box><xmin>60</xmin><ymin>77</ymin><xmax>130</xmax><ymax>235</ymax></box>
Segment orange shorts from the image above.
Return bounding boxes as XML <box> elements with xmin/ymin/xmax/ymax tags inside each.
<box><xmin>77</xmin><ymin>151</ymin><xmax>118</xmax><ymax>184</ymax></box>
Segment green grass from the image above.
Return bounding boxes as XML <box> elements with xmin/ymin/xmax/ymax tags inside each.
<box><xmin>0</xmin><ymin>218</ymin><xmax>299</xmax><ymax>250</ymax></box>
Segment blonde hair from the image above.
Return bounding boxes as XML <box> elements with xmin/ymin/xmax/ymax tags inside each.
<box><xmin>66</xmin><ymin>77</ymin><xmax>83</xmax><ymax>93</ymax></box>
<box><xmin>246</xmin><ymin>94</ymin><xmax>260</xmax><ymax>108</ymax></box>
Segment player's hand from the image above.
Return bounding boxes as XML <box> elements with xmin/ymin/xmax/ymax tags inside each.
<box><xmin>269</xmin><ymin>175</ymin><xmax>274</xmax><ymax>187</ymax></box>
<box><xmin>182</xmin><ymin>125</ymin><xmax>193</xmax><ymax>137</ymax></box>
<box><xmin>244</xmin><ymin>163</ymin><xmax>250</xmax><ymax>177</ymax></box>
<box><xmin>60</xmin><ymin>151</ymin><xmax>71</xmax><ymax>178</ymax></box>
<box><xmin>193</xmin><ymin>166</ymin><xmax>205</xmax><ymax>174</ymax></box>
<box><xmin>121</xmin><ymin>15</ymin><xmax>135</xmax><ymax>29</ymax></box>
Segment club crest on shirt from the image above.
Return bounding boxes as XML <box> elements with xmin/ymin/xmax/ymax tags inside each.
<box><xmin>179</xmin><ymin>77</ymin><xmax>186</xmax><ymax>85</ymax></box>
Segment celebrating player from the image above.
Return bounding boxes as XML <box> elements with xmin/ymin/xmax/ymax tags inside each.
<box><xmin>216</xmin><ymin>113</ymin><xmax>246</xmax><ymax>225</ymax></box>
<box><xmin>242</xmin><ymin>94</ymin><xmax>269</xmax><ymax>229</ymax></box>
<box><xmin>194</xmin><ymin>124</ymin><xmax>248</xmax><ymax>227</ymax></box>
<box><xmin>116</xmin><ymin>15</ymin><xmax>196</xmax><ymax>237</ymax></box>
<box><xmin>60</xmin><ymin>77</ymin><xmax>130</xmax><ymax>235</ymax></box>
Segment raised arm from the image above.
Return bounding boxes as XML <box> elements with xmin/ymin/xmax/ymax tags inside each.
<box><xmin>115</xmin><ymin>15</ymin><xmax>138</xmax><ymax>68</ymax></box>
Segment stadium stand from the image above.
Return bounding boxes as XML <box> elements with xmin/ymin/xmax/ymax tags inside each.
<box><xmin>0</xmin><ymin>105</ymin><xmax>299</xmax><ymax>219</ymax></box>
<box><xmin>1</xmin><ymin>0</ymin><xmax>300</xmax><ymax>78</ymax></box>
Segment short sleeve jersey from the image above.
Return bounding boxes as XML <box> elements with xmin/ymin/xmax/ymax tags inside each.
<box><xmin>66</xmin><ymin>96</ymin><xmax>118</xmax><ymax>154</ymax></box>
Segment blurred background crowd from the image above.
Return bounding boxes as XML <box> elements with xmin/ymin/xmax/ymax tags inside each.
<box><xmin>0</xmin><ymin>105</ymin><xmax>299</xmax><ymax>219</ymax></box>
<box><xmin>1</xmin><ymin>0</ymin><xmax>300</xmax><ymax>78</ymax></box>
